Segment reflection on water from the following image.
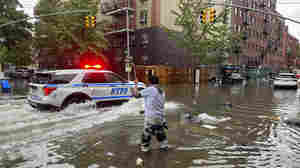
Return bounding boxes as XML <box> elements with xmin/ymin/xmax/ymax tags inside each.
<box><xmin>1</xmin><ymin>80</ymin><xmax>300</xmax><ymax>168</ymax></box>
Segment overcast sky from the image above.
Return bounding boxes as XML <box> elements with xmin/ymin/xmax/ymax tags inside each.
<box><xmin>18</xmin><ymin>0</ymin><xmax>300</xmax><ymax>40</ymax></box>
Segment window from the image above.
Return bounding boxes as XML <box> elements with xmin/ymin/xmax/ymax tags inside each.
<box><xmin>49</xmin><ymin>74</ymin><xmax>77</xmax><ymax>84</ymax></box>
<box><xmin>105</xmin><ymin>73</ymin><xmax>126</xmax><ymax>83</ymax></box>
<box><xmin>250</xmin><ymin>0</ymin><xmax>253</xmax><ymax>8</ymax></box>
<box><xmin>245</xmin><ymin>0</ymin><xmax>249</xmax><ymax>7</ymax></box>
<box><xmin>234</xmin><ymin>8</ymin><xmax>238</xmax><ymax>16</ymax></box>
<box><xmin>140</xmin><ymin>9</ymin><xmax>148</xmax><ymax>24</ymax></box>
<box><xmin>83</xmin><ymin>72</ymin><xmax>107</xmax><ymax>83</ymax></box>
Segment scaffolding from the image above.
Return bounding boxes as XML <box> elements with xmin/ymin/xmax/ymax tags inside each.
<box><xmin>101</xmin><ymin>0</ymin><xmax>136</xmax><ymax>80</ymax></box>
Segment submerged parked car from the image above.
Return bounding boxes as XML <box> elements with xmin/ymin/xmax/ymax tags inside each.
<box><xmin>273</xmin><ymin>73</ymin><xmax>298</xmax><ymax>89</ymax></box>
<box><xmin>221</xmin><ymin>65</ymin><xmax>244</xmax><ymax>83</ymax></box>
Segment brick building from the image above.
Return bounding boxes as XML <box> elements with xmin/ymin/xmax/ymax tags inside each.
<box><xmin>287</xmin><ymin>33</ymin><xmax>299</xmax><ymax>68</ymax></box>
<box><xmin>230</xmin><ymin>0</ymin><xmax>299</xmax><ymax>71</ymax></box>
<box><xmin>230</xmin><ymin>0</ymin><xmax>283</xmax><ymax>70</ymax></box>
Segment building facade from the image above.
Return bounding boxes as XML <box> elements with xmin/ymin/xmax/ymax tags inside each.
<box><xmin>99</xmin><ymin>0</ymin><xmax>226</xmax><ymax>75</ymax></box>
<box><xmin>286</xmin><ymin>33</ymin><xmax>299</xmax><ymax>68</ymax></box>
<box><xmin>230</xmin><ymin>0</ymin><xmax>299</xmax><ymax>71</ymax></box>
<box><xmin>231</xmin><ymin>0</ymin><xmax>283</xmax><ymax>70</ymax></box>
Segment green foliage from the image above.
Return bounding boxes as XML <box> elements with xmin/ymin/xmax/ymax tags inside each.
<box><xmin>34</xmin><ymin>0</ymin><xmax>109</xmax><ymax>63</ymax></box>
<box><xmin>0</xmin><ymin>0</ymin><xmax>33</xmax><ymax>66</ymax></box>
<box><xmin>0</xmin><ymin>45</ymin><xmax>8</xmax><ymax>63</ymax></box>
<box><xmin>167</xmin><ymin>0</ymin><xmax>241</xmax><ymax>66</ymax></box>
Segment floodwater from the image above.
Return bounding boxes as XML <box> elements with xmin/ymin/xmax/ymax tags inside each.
<box><xmin>1</xmin><ymin>79</ymin><xmax>300</xmax><ymax>168</ymax></box>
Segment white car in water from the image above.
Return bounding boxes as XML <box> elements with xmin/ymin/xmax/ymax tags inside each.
<box><xmin>273</xmin><ymin>73</ymin><xmax>298</xmax><ymax>89</ymax></box>
<box><xmin>27</xmin><ymin>69</ymin><xmax>146</xmax><ymax>111</ymax></box>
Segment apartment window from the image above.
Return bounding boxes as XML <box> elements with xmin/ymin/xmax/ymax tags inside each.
<box><xmin>271</xmin><ymin>0</ymin><xmax>276</xmax><ymax>9</ymax></box>
<box><xmin>267</xmin><ymin>0</ymin><xmax>271</xmax><ymax>8</ymax></box>
<box><xmin>234</xmin><ymin>8</ymin><xmax>238</xmax><ymax>16</ymax></box>
<box><xmin>239</xmin><ymin>9</ymin><xmax>243</xmax><ymax>17</ymax></box>
<box><xmin>264</xmin><ymin>14</ymin><xmax>268</xmax><ymax>23</ymax></box>
<box><xmin>250</xmin><ymin>0</ymin><xmax>253</xmax><ymax>8</ymax></box>
<box><xmin>245</xmin><ymin>0</ymin><xmax>249</xmax><ymax>7</ymax></box>
<box><xmin>140</xmin><ymin>9</ymin><xmax>148</xmax><ymax>25</ymax></box>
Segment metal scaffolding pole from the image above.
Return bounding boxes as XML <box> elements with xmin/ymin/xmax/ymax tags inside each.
<box><xmin>126</xmin><ymin>0</ymin><xmax>131</xmax><ymax>81</ymax></box>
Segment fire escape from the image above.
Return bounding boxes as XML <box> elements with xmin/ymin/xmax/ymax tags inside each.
<box><xmin>100</xmin><ymin>0</ymin><xmax>136</xmax><ymax>79</ymax></box>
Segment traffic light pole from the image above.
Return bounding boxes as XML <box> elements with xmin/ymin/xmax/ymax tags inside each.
<box><xmin>0</xmin><ymin>10</ymin><xmax>90</xmax><ymax>28</ymax></box>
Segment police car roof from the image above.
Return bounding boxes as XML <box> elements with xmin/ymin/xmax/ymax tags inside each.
<box><xmin>36</xmin><ymin>69</ymin><xmax>113</xmax><ymax>75</ymax></box>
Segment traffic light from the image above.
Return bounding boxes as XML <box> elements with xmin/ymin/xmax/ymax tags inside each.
<box><xmin>200</xmin><ymin>10</ymin><xmax>207</xmax><ymax>24</ymax></box>
<box><xmin>84</xmin><ymin>16</ymin><xmax>96</xmax><ymax>28</ymax></box>
<box><xmin>85</xmin><ymin>16</ymin><xmax>90</xmax><ymax>28</ymax></box>
<box><xmin>209</xmin><ymin>8</ymin><xmax>216</xmax><ymax>23</ymax></box>
<box><xmin>90</xmin><ymin>16</ymin><xmax>96</xmax><ymax>27</ymax></box>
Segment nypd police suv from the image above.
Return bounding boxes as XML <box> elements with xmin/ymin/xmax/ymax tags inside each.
<box><xmin>27</xmin><ymin>69</ymin><xmax>146</xmax><ymax>111</ymax></box>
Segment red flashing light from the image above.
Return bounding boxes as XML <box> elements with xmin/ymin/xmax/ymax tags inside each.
<box><xmin>84</xmin><ymin>64</ymin><xmax>102</xmax><ymax>69</ymax></box>
<box><xmin>43</xmin><ymin>87</ymin><xmax>56</xmax><ymax>96</ymax></box>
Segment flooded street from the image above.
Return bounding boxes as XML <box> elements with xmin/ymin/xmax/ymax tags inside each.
<box><xmin>1</xmin><ymin>79</ymin><xmax>300</xmax><ymax>168</ymax></box>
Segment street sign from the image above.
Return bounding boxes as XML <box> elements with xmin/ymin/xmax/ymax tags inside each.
<box><xmin>125</xmin><ymin>63</ymin><xmax>132</xmax><ymax>72</ymax></box>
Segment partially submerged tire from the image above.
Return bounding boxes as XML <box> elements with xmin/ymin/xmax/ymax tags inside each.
<box><xmin>61</xmin><ymin>95</ymin><xmax>90</xmax><ymax>110</ymax></box>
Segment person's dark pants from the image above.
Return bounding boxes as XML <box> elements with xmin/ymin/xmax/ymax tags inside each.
<box><xmin>141</xmin><ymin>117</ymin><xmax>168</xmax><ymax>149</ymax></box>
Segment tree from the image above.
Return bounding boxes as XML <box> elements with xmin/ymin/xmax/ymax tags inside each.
<box><xmin>166</xmin><ymin>0</ymin><xmax>241</xmax><ymax>66</ymax></box>
<box><xmin>0</xmin><ymin>0</ymin><xmax>33</xmax><ymax>66</ymax></box>
<box><xmin>34</xmin><ymin>0</ymin><xmax>110</xmax><ymax>67</ymax></box>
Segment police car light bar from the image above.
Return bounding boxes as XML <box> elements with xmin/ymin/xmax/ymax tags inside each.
<box><xmin>84</xmin><ymin>64</ymin><xmax>102</xmax><ymax>69</ymax></box>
